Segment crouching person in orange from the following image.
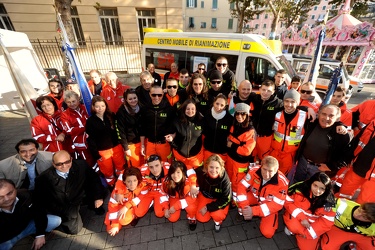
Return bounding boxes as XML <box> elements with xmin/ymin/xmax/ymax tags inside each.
<box><xmin>236</xmin><ymin>156</ymin><xmax>288</xmax><ymax>238</ymax></box>
<box><xmin>105</xmin><ymin>167</ymin><xmax>146</xmax><ymax>236</ymax></box>
<box><xmin>321</xmin><ymin>198</ymin><xmax>375</xmax><ymax>250</ymax></box>
<box><xmin>283</xmin><ymin>172</ymin><xmax>335</xmax><ymax>250</ymax></box>
<box><xmin>226</xmin><ymin>103</ymin><xmax>256</xmax><ymax>203</ymax></box>
<box><xmin>134</xmin><ymin>155</ymin><xmax>170</xmax><ymax>218</ymax></box>
<box><xmin>194</xmin><ymin>154</ymin><xmax>232</xmax><ymax>232</ymax></box>
<box><xmin>161</xmin><ymin>161</ymin><xmax>198</xmax><ymax>230</ymax></box>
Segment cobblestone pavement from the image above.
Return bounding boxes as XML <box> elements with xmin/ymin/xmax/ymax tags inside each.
<box><xmin>0</xmin><ymin>109</ymin><xmax>298</xmax><ymax>250</ymax></box>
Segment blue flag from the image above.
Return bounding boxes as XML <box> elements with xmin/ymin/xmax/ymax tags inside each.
<box><xmin>321</xmin><ymin>64</ymin><xmax>343</xmax><ymax>107</ymax></box>
<box><xmin>56</xmin><ymin>12</ymin><xmax>92</xmax><ymax>115</ymax></box>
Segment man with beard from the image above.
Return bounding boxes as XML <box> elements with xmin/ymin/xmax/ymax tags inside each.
<box><xmin>0</xmin><ymin>139</ymin><xmax>52</xmax><ymax>190</ymax></box>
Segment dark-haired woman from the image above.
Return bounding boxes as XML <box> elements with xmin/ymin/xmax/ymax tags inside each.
<box><xmin>161</xmin><ymin>161</ymin><xmax>197</xmax><ymax>226</ymax></box>
<box><xmin>116</xmin><ymin>88</ymin><xmax>144</xmax><ymax>167</ymax></box>
<box><xmin>86</xmin><ymin>96</ymin><xmax>126</xmax><ymax>187</ymax></box>
<box><xmin>202</xmin><ymin>93</ymin><xmax>233</xmax><ymax>162</ymax></box>
<box><xmin>105</xmin><ymin>167</ymin><xmax>146</xmax><ymax>236</ymax></box>
<box><xmin>165</xmin><ymin>99</ymin><xmax>204</xmax><ymax>170</ymax></box>
<box><xmin>283</xmin><ymin>172</ymin><xmax>335</xmax><ymax>250</ymax></box>
<box><xmin>31</xmin><ymin>95</ymin><xmax>68</xmax><ymax>152</ymax></box>
<box><xmin>179</xmin><ymin>73</ymin><xmax>211</xmax><ymax>115</ymax></box>
<box><xmin>226</xmin><ymin>103</ymin><xmax>256</xmax><ymax>203</ymax></box>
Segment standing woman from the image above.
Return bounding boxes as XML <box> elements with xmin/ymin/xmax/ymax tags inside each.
<box><xmin>116</xmin><ymin>88</ymin><xmax>144</xmax><ymax>167</ymax></box>
<box><xmin>194</xmin><ymin>154</ymin><xmax>232</xmax><ymax>232</ymax></box>
<box><xmin>202</xmin><ymin>93</ymin><xmax>233</xmax><ymax>162</ymax></box>
<box><xmin>31</xmin><ymin>96</ymin><xmax>68</xmax><ymax>152</ymax></box>
<box><xmin>283</xmin><ymin>172</ymin><xmax>335</xmax><ymax>250</ymax></box>
<box><xmin>86</xmin><ymin>96</ymin><xmax>126</xmax><ymax>187</ymax></box>
<box><xmin>165</xmin><ymin>99</ymin><xmax>204</xmax><ymax>169</ymax></box>
<box><xmin>226</xmin><ymin>103</ymin><xmax>256</xmax><ymax>204</ymax></box>
<box><xmin>161</xmin><ymin>161</ymin><xmax>198</xmax><ymax>229</ymax></box>
<box><xmin>179</xmin><ymin>73</ymin><xmax>210</xmax><ymax>116</ymax></box>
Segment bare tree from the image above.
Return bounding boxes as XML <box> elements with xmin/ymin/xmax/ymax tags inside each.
<box><xmin>229</xmin><ymin>0</ymin><xmax>266</xmax><ymax>33</ymax></box>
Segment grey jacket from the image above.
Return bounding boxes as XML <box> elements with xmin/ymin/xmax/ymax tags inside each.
<box><xmin>0</xmin><ymin>151</ymin><xmax>53</xmax><ymax>188</ymax></box>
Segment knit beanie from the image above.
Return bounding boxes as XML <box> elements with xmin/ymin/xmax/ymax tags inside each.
<box><xmin>208</xmin><ymin>69</ymin><xmax>223</xmax><ymax>81</ymax></box>
<box><xmin>235</xmin><ymin>103</ymin><xmax>250</xmax><ymax>114</ymax></box>
<box><xmin>283</xmin><ymin>88</ymin><xmax>300</xmax><ymax>102</ymax></box>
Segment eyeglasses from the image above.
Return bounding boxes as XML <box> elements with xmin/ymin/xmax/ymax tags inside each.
<box><xmin>147</xmin><ymin>154</ymin><xmax>161</xmax><ymax>163</ymax></box>
<box><xmin>301</xmin><ymin>90</ymin><xmax>313</xmax><ymax>94</ymax></box>
<box><xmin>235</xmin><ymin>112</ymin><xmax>247</xmax><ymax>116</ymax></box>
<box><xmin>151</xmin><ymin>93</ymin><xmax>163</xmax><ymax>97</ymax></box>
<box><xmin>198</xmin><ymin>68</ymin><xmax>205</xmax><ymax>71</ymax></box>
<box><xmin>54</xmin><ymin>158</ymin><xmax>72</xmax><ymax>167</ymax></box>
<box><xmin>216</xmin><ymin>63</ymin><xmax>227</xmax><ymax>67</ymax></box>
<box><xmin>211</xmin><ymin>80</ymin><xmax>222</xmax><ymax>85</ymax></box>
<box><xmin>167</xmin><ymin>85</ymin><xmax>177</xmax><ymax>89</ymax></box>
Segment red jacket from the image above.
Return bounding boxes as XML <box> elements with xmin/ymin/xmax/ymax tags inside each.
<box><xmin>160</xmin><ymin>177</ymin><xmax>196</xmax><ymax>211</ymax></box>
<box><xmin>339</xmin><ymin>102</ymin><xmax>352</xmax><ymax>129</ymax></box>
<box><xmin>105</xmin><ymin>171</ymin><xmax>147</xmax><ymax>229</ymax></box>
<box><xmin>284</xmin><ymin>191</ymin><xmax>335</xmax><ymax>239</ymax></box>
<box><xmin>351</xmin><ymin>99</ymin><xmax>375</xmax><ymax>129</ymax></box>
<box><xmin>100</xmin><ymin>83</ymin><xmax>130</xmax><ymax>113</ymax></box>
<box><xmin>300</xmin><ymin>98</ymin><xmax>320</xmax><ymax>114</ymax></box>
<box><xmin>60</xmin><ymin>105</ymin><xmax>89</xmax><ymax>149</ymax></box>
<box><xmin>139</xmin><ymin>162</ymin><xmax>170</xmax><ymax>194</ymax></box>
<box><xmin>227</xmin><ymin>125</ymin><xmax>256</xmax><ymax>163</ymax></box>
<box><xmin>237</xmin><ymin>166</ymin><xmax>288</xmax><ymax>217</ymax></box>
<box><xmin>30</xmin><ymin>111</ymin><xmax>65</xmax><ymax>152</ymax></box>
<box><xmin>88</xmin><ymin>79</ymin><xmax>107</xmax><ymax>96</ymax></box>
<box><xmin>271</xmin><ymin>110</ymin><xmax>307</xmax><ymax>153</ymax></box>
<box><xmin>47</xmin><ymin>92</ymin><xmax>65</xmax><ymax>111</ymax></box>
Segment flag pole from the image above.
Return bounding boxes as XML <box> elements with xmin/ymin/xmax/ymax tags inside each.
<box><xmin>55</xmin><ymin>9</ymin><xmax>93</xmax><ymax>115</ymax></box>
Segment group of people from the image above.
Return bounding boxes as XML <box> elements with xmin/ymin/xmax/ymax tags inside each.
<box><xmin>1</xmin><ymin>57</ymin><xmax>375</xmax><ymax>250</ymax></box>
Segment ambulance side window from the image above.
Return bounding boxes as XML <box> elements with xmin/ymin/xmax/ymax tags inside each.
<box><xmin>245</xmin><ymin>57</ymin><xmax>276</xmax><ymax>88</ymax></box>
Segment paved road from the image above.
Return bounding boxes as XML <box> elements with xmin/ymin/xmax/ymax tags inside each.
<box><xmin>1</xmin><ymin>84</ymin><xmax>374</xmax><ymax>250</ymax></box>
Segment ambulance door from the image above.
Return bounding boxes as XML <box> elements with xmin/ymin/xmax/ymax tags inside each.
<box><xmin>241</xmin><ymin>55</ymin><xmax>278</xmax><ymax>89</ymax></box>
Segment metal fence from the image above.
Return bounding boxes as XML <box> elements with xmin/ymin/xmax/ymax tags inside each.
<box><xmin>30</xmin><ymin>37</ymin><xmax>143</xmax><ymax>76</ymax></box>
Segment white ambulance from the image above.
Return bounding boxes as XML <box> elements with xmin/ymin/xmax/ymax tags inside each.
<box><xmin>142</xmin><ymin>32</ymin><xmax>296</xmax><ymax>89</ymax></box>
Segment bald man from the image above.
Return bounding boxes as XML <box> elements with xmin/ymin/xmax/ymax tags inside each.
<box><xmin>34</xmin><ymin>150</ymin><xmax>106</xmax><ymax>234</ymax></box>
<box><xmin>232</xmin><ymin>80</ymin><xmax>256</xmax><ymax>113</ymax></box>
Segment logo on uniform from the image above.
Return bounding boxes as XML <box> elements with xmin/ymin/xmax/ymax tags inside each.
<box><xmin>221</xmin><ymin>125</ymin><xmax>228</xmax><ymax>130</ymax></box>
<box><xmin>160</xmin><ymin>113</ymin><xmax>167</xmax><ymax>117</ymax></box>
<box><xmin>245</xmin><ymin>173</ymin><xmax>251</xmax><ymax>181</ymax></box>
<box><xmin>107</xmin><ymin>97</ymin><xmax>111</xmax><ymax>101</ymax></box>
<box><xmin>195</xmin><ymin>126</ymin><xmax>202</xmax><ymax>130</ymax></box>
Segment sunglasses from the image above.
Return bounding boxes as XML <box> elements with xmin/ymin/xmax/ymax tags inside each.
<box><xmin>216</xmin><ymin>63</ymin><xmax>227</xmax><ymax>67</ymax></box>
<box><xmin>151</xmin><ymin>93</ymin><xmax>163</xmax><ymax>97</ymax></box>
<box><xmin>167</xmin><ymin>85</ymin><xmax>177</xmax><ymax>89</ymax></box>
<box><xmin>54</xmin><ymin>158</ymin><xmax>72</xmax><ymax>167</ymax></box>
<box><xmin>235</xmin><ymin>112</ymin><xmax>247</xmax><ymax>116</ymax></box>
<box><xmin>211</xmin><ymin>80</ymin><xmax>222</xmax><ymax>85</ymax></box>
<box><xmin>198</xmin><ymin>68</ymin><xmax>205</xmax><ymax>70</ymax></box>
<box><xmin>301</xmin><ymin>90</ymin><xmax>313</xmax><ymax>94</ymax></box>
<box><xmin>147</xmin><ymin>154</ymin><xmax>161</xmax><ymax>163</ymax></box>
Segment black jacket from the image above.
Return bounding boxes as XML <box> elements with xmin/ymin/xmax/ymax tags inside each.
<box><xmin>252</xmin><ymin>94</ymin><xmax>283</xmax><ymax>136</ymax></box>
<box><xmin>170</xmin><ymin>117</ymin><xmax>203</xmax><ymax>158</ymax></box>
<box><xmin>202</xmin><ymin>110</ymin><xmax>233</xmax><ymax>154</ymax></box>
<box><xmin>295</xmin><ymin>120</ymin><xmax>350</xmax><ymax>174</ymax></box>
<box><xmin>116</xmin><ymin>105</ymin><xmax>141</xmax><ymax>150</ymax></box>
<box><xmin>0</xmin><ymin>190</ymin><xmax>48</xmax><ymax>243</ymax></box>
<box><xmin>195</xmin><ymin>166</ymin><xmax>232</xmax><ymax>212</ymax></box>
<box><xmin>139</xmin><ymin>99</ymin><xmax>176</xmax><ymax>142</ymax></box>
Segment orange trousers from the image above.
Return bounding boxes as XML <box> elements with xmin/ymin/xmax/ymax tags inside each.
<box><xmin>135</xmin><ymin>191</ymin><xmax>164</xmax><ymax>218</ymax></box>
<box><xmin>104</xmin><ymin>206</ymin><xmax>135</xmax><ymax>231</ymax></box>
<box><xmin>195</xmin><ymin>194</ymin><xmax>229</xmax><ymax>225</ymax></box>
<box><xmin>283</xmin><ymin>213</ymin><xmax>320</xmax><ymax>250</ymax></box>
<box><xmin>247</xmin><ymin>190</ymin><xmax>279</xmax><ymax>238</ymax></box>
<box><xmin>145</xmin><ymin>141</ymin><xmax>172</xmax><ymax>163</ymax></box>
<box><xmin>173</xmin><ymin>148</ymin><xmax>203</xmax><ymax>169</ymax></box>
<box><xmin>269</xmin><ymin>150</ymin><xmax>295</xmax><ymax>175</ymax></box>
<box><xmin>321</xmin><ymin>226</ymin><xmax>375</xmax><ymax>250</ymax></box>
<box><xmin>126</xmin><ymin>142</ymin><xmax>144</xmax><ymax>168</ymax></box>
<box><xmin>97</xmin><ymin>144</ymin><xmax>126</xmax><ymax>186</ymax></box>
<box><xmin>226</xmin><ymin>157</ymin><xmax>248</xmax><ymax>195</ymax></box>
<box><xmin>336</xmin><ymin>168</ymin><xmax>375</xmax><ymax>203</ymax></box>
<box><xmin>255</xmin><ymin>135</ymin><xmax>272</xmax><ymax>161</ymax></box>
<box><xmin>203</xmin><ymin>150</ymin><xmax>228</xmax><ymax>163</ymax></box>
<box><xmin>166</xmin><ymin>196</ymin><xmax>197</xmax><ymax>222</ymax></box>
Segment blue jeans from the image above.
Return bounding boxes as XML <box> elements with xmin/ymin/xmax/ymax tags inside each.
<box><xmin>0</xmin><ymin>214</ymin><xmax>61</xmax><ymax>250</ymax></box>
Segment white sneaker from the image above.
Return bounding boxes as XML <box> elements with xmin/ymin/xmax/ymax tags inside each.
<box><xmin>284</xmin><ymin>227</ymin><xmax>293</xmax><ymax>236</ymax></box>
<box><xmin>214</xmin><ymin>223</ymin><xmax>221</xmax><ymax>232</ymax></box>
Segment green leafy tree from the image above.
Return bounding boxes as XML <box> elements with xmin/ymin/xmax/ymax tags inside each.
<box><xmin>328</xmin><ymin>0</ymin><xmax>374</xmax><ymax>18</ymax></box>
<box><xmin>281</xmin><ymin>0</ymin><xmax>320</xmax><ymax>28</ymax></box>
<box><xmin>229</xmin><ymin>0</ymin><xmax>266</xmax><ymax>33</ymax></box>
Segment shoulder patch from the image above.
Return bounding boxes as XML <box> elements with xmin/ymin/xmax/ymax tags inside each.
<box><xmin>245</xmin><ymin>173</ymin><xmax>251</xmax><ymax>181</ymax></box>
